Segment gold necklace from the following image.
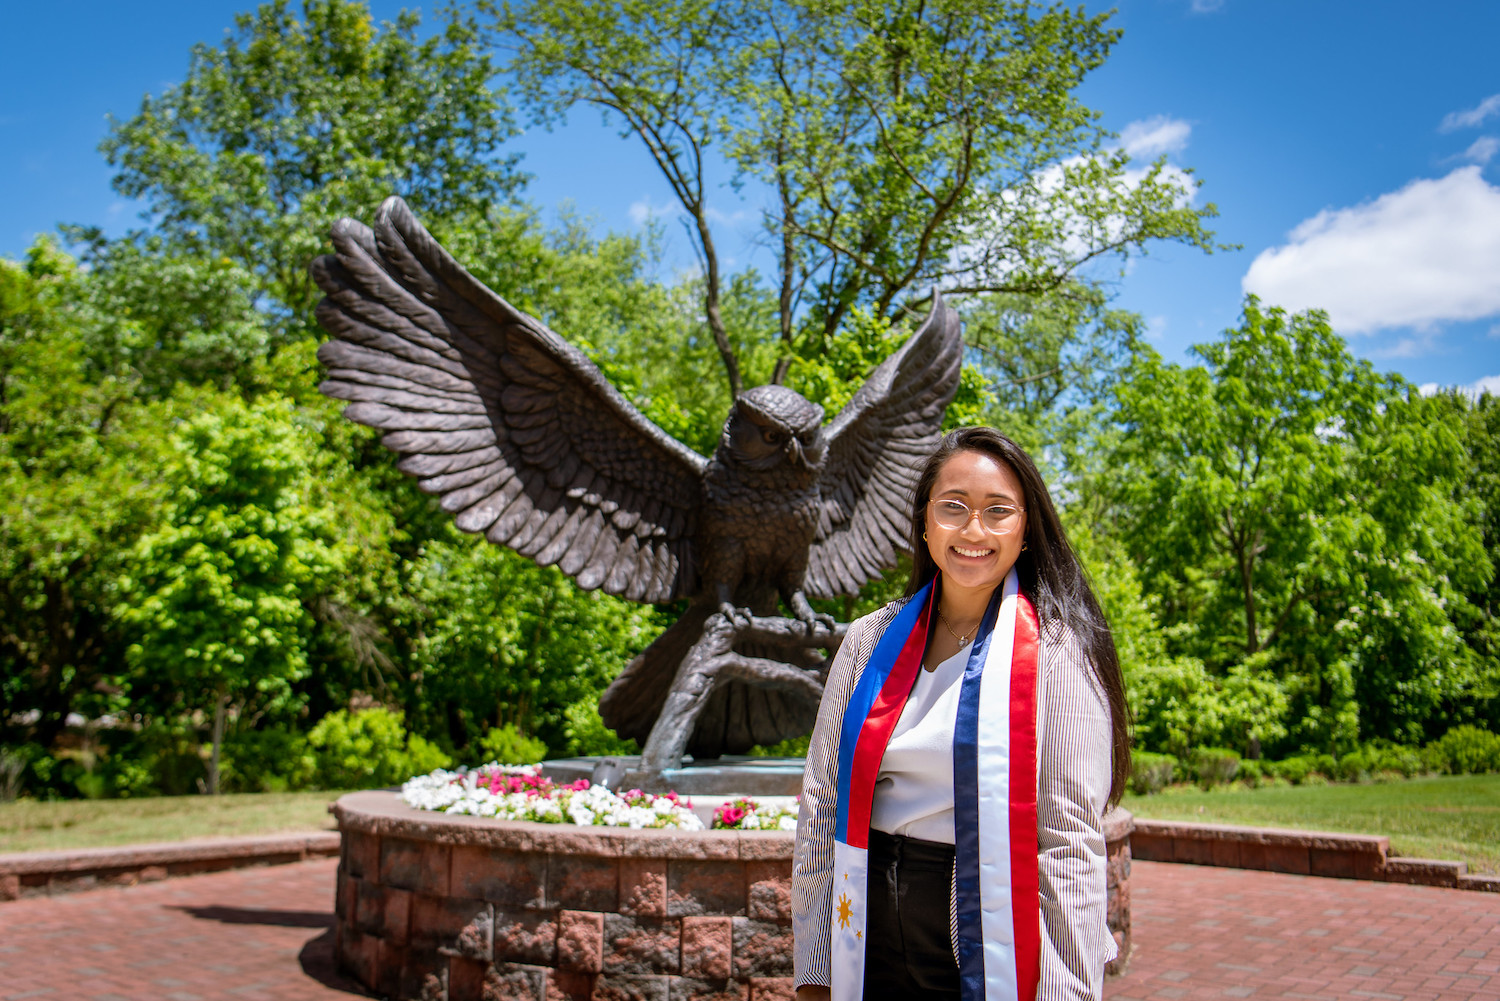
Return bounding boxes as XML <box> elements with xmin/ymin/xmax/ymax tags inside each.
<box><xmin>937</xmin><ymin>608</ymin><xmax>976</xmax><ymax>646</ymax></box>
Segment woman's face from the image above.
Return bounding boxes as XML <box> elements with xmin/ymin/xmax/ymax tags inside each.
<box><xmin>924</xmin><ymin>449</ymin><xmax>1029</xmax><ymax>601</ymax></box>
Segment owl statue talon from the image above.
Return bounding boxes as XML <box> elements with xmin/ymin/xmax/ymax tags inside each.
<box><xmin>717</xmin><ymin>601</ymin><xmax>754</xmax><ymax>630</ymax></box>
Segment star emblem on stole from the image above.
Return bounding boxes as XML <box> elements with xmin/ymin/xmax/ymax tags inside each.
<box><xmin>836</xmin><ymin>891</ymin><xmax>853</xmax><ymax>929</ymax></box>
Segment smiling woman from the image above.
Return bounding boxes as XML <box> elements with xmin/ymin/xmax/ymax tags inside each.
<box><xmin>792</xmin><ymin>426</ymin><xmax>1131</xmax><ymax>1001</ymax></box>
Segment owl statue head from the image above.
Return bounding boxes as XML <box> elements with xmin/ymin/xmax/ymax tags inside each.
<box><xmin>722</xmin><ymin>385</ymin><xmax>827</xmax><ymax>472</ymax></box>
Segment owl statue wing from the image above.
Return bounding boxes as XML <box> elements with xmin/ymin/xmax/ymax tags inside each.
<box><xmin>805</xmin><ymin>294</ymin><xmax>965</xmax><ymax>598</ymax></box>
<box><xmin>311</xmin><ymin>197</ymin><xmax>708</xmax><ymax>603</ymax></box>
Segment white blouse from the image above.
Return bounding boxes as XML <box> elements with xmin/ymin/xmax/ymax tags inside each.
<box><xmin>868</xmin><ymin>642</ymin><xmax>971</xmax><ymax>843</ymax></box>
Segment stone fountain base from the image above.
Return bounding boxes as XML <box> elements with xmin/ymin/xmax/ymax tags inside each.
<box><xmin>331</xmin><ymin>790</ymin><xmax>1133</xmax><ymax>1000</ymax></box>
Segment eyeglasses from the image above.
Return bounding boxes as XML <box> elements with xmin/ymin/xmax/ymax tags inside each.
<box><xmin>928</xmin><ymin>498</ymin><xmax>1026</xmax><ymax>535</ymax></box>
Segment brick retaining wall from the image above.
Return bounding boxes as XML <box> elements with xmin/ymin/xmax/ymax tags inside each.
<box><xmin>0</xmin><ymin>831</ymin><xmax>340</xmax><ymax>901</ymax></box>
<box><xmin>1131</xmin><ymin>819</ymin><xmax>1500</xmax><ymax>892</ymax></box>
<box><xmin>333</xmin><ymin>791</ymin><xmax>1136</xmax><ymax>1000</ymax></box>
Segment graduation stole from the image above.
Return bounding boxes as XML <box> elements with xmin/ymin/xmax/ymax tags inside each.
<box><xmin>830</xmin><ymin>569</ymin><xmax>1041</xmax><ymax>1001</ymax></box>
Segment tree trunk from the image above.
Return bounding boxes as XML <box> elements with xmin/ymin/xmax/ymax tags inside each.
<box><xmin>208</xmin><ymin>690</ymin><xmax>228</xmax><ymax>796</ymax></box>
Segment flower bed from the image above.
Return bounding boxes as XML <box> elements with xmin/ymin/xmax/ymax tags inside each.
<box><xmin>400</xmin><ymin>764</ymin><xmax>703</xmax><ymax>829</ymax></box>
<box><xmin>712</xmin><ymin>795</ymin><xmax>798</xmax><ymax>830</ymax></box>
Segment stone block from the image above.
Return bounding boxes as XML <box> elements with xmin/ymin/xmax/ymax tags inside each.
<box><xmin>680</xmin><ymin>916</ymin><xmax>733</xmax><ymax>979</ymax></box>
<box><xmin>545</xmin><ymin>969</ymin><xmax>595</xmax><ymax>1001</ymax></box>
<box><xmin>339</xmin><ymin>926</ymin><xmax>380</xmax><ymax>989</ymax></box>
<box><xmin>453</xmin><ymin>845</ymin><xmax>547</xmax><ymax>910</ymax></box>
<box><xmin>669</xmin><ymin>860</ymin><xmax>747</xmax><ymax>917</ymax></box>
<box><xmin>1128</xmin><ymin>829</ymin><xmax>1170</xmax><ymax>862</ymax></box>
<box><xmin>412</xmin><ymin>893</ymin><xmax>493</xmax><ymax>960</ymax></box>
<box><xmin>337</xmin><ymin>872</ymin><xmax>357</xmax><ymax>922</ymax></box>
<box><xmin>1383</xmin><ymin>858</ymin><xmax>1464</xmax><ymax>887</ymax></box>
<box><xmin>1260</xmin><ymin>842</ymin><xmax>1310</xmax><ymax>875</ymax></box>
<box><xmin>345</xmin><ymin>830</ymin><xmax>380</xmax><ymax>880</ymax></box>
<box><xmin>353</xmin><ymin>878</ymin><xmax>383</xmax><ymax>935</ymax></box>
<box><xmin>0</xmin><ymin>873</ymin><xmax>18</xmax><ymax>901</ymax></box>
<box><xmin>732</xmin><ymin>919</ymin><xmax>793</xmax><ymax>979</ymax></box>
<box><xmin>1209</xmin><ymin>838</ymin><xmax>1240</xmax><ymax>868</ymax></box>
<box><xmin>594</xmin><ymin>974</ymin><xmax>670</xmax><ymax>1001</ymax></box>
<box><xmin>449</xmin><ymin>956</ymin><xmax>490</xmax><ymax>1001</ymax></box>
<box><xmin>1309</xmin><ymin>846</ymin><xmax>1383</xmax><ymax>880</ymax></box>
<box><xmin>1459</xmin><ymin>873</ymin><xmax>1500</xmax><ymax>892</ymax></box>
<box><xmin>744</xmin><ymin>861</ymin><xmax>791</xmax><ymax>922</ymax></box>
<box><xmin>383</xmin><ymin>836</ymin><xmax>450</xmax><ymax>896</ymax></box>
<box><xmin>669</xmin><ymin>977</ymin><xmax>748</xmax><ymax>1001</ymax></box>
<box><xmin>1170</xmin><ymin>835</ymin><xmax>1216</xmax><ymax>866</ymax></box>
<box><xmin>139</xmin><ymin>864</ymin><xmax>168</xmax><ymax>883</ymax></box>
<box><xmin>621</xmin><ymin>859</ymin><xmax>669</xmax><ymax>917</ymax></box>
<box><xmin>604</xmin><ymin>913</ymin><xmax>681</xmax><ymax>975</ymax></box>
<box><xmin>747</xmin><ymin>978</ymin><xmax>796</xmax><ymax>1001</ymax></box>
<box><xmin>493</xmin><ymin>908</ymin><xmax>558</xmax><ymax>965</ymax></box>
<box><xmin>483</xmin><ymin>962</ymin><xmax>549</xmax><ymax>1001</ymax></box>
<box><xmin>548</xmin><ymin>853</ymin><xmax>619</xmax><ymax>911</ymax></box>
<box><xmin>557</xmin><ymin>910</ymin><xmax>605</xmax><ymax>973</ymax></box>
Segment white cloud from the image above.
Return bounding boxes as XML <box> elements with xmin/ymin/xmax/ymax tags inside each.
<box><xmin>1242</xmin><ymin>167</ymin><xmax>1500</xmax><ymax>335</ymax></box>
<box><xmin>1190</xmin><ymin>0</ymin><xmax>1226</xmax><ymax>11</ymax></box>
<box><xmin>1460</xmin><ymin>136</ymin><xmax>1499</xmax><ymax>165</ymax></box>
<box><xmin>1421</xmin><ymin>374</ymin><xmax>1500</xmax><ymax>399</ymax></box>
<box><xmin>1441</xmin><ymin>94</ymin><xmax>1500</xmax><ymax>132</ymax></box>
<box><xmin>1145</xmin><ymin>315</ymin><xmax>1168</xmax><ymax>341</ymax></box>
<box><xmin>627</xmin><ymin>196</ymin><xmax>677</xmax><ymax>226</ymax></box>
<box><xmin>1120</xmin><ymin>116</ymin><xmax>1192</xmax><ymax>159</ymax></box>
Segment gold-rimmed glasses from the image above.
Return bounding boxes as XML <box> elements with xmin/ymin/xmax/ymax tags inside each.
<box><xmin>928</xmin><ymin>498</ymin><xmax>1025</xmax><ymax>535</ymax></box>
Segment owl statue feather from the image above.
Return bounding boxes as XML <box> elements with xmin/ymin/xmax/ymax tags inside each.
<box><xmin>310</xmin><ymin>197</ymin><xmax>964</xmax><ymax>757</ymax></box>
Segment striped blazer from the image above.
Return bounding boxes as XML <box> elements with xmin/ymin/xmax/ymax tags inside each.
<box><xmin>792</xmin><ymin>595</ymin><xmax>1117</xmax><ymax>1000</ymax></box>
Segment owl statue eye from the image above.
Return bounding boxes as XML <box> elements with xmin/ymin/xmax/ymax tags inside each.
<box><xmin>762</xmin><ymin>429</ymin><xmax>783</xmax><ymax>445</ymax></box>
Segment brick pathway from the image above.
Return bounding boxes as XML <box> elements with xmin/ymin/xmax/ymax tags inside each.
<box><xmin>0</xmin><ymin>857</ymin><xmax>364</xmax><ymax>1001</ymax></box>
<box><xmin>1107</xmin><ymin>861</ymin><xmax>1500</xmax><ymax>1001</ymax></box>
<box><xmin>0</xmin><ymin>855</ymin><xmax>1495</xmax><ymax>1000</ymax></box>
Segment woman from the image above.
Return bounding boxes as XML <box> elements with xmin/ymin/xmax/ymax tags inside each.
<box><xmin>792</xmin><ymin>427</ymin><xmax>1130</xmax><ymax>1001</ymax></box>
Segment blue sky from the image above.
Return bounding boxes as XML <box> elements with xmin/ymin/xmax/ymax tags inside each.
<box><xmin>3</xmin><ymin>1</ymin><xmax>1499</xmax><ymax>393</ymax></box>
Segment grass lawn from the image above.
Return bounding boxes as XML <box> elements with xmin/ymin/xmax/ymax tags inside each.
<box><xmin>1123</xmin><ymin>773</ymin><xmax>1500</xmax><ymax>875</ymax></box>
<box><xmin>0</xmin><ymin>790</ymin><xmax>340</xmax><ymax>854</ymax></box>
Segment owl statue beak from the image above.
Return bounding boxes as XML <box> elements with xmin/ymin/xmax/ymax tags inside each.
<box><xmin>786</xmin><ymin>438</ymin><xmax>806</xmax><ymax>467</ymax></box>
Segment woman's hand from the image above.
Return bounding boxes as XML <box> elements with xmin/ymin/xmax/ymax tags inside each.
<box><xmin>795</xmin><ymin>988</ymin><xmax>832</xmax><ymax>1001</ymax></box>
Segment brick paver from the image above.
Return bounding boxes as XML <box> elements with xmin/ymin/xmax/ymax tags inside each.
<box><xmin>1107</xmin><ymin>860</ymin><xmax>1500</xmax><ymax>1001</ymax></box>
<box><xmin>0</xmin><ymin>854</ymin><xmax>1495</xmax><ymax>1000</ymax></box>
<box><xmin>0</xmin><ymin>857</ymin><xmax>365</xmax><ymax>1000</ymax></box>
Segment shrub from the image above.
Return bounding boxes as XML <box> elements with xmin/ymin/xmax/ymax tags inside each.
<box><xmin>1425</xmin><ymin>725</ymin><xmax>1500</xmax><ymax>775</ymax></box>
<box><xmin>1236</xmin><ymin>758</ymin><xmax>1265</xmax><ymax>786</ymax></box>
<box><xmin>1365</xmin><ymin>743</ymin><xmax>1425</xmax><ymax>778</ymax></box>
<box><xmin>306</xmin><ymin>707</ymin><xmax>453</xmax><ymax>790</ymax></box>
<box><xmin>1337</xmin><ymin>749</ymin><xmax>1372</xmax><ymax>783</ymax></box>
<box><xmin>1129</xmin><ymin>751</ymin><xmax>1178</xmax><ymax>795</ymax></box>
<box><xmin>220</xmin><ymin>727</ymin><xmax>314</xmax><ymax>792</ymax></box>
<box><xmin>1191</xmin><ymin>747</ymin><xmax>1240</xmax><ymax>788</ymax></box>
<box><xmin>477</xmin><ymin>724</ymin><xmax>548</xmax><ymax>766</ymax></box>
<box><xmin>563</xmin><ymin>695</ymin><xmax>639</xmax><ymax>757</ymax></box>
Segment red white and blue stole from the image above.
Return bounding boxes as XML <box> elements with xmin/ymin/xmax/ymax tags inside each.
<box><xmin>830</xmin><ymin>569</ymin><xmax>1041</xmax><ymax>1001</ymax></box>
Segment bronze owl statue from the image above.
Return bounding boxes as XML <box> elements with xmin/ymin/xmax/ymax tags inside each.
<box><xmin>310</xmin><ymin>197</ymin><xmax>964</xmax><ymax>757</ymax></box>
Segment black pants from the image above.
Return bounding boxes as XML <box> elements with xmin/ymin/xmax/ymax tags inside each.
<box><xmin>863</xmin><ymin>828</ymin><xmax>961</xmax><ymax>1000</ymax></box>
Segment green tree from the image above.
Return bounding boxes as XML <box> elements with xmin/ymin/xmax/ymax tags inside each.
<box><xmin>1109</xmin><ymin>298</ymin><xmax>1489</xmax><ymax>750</ymax></box>
<box><xmin>100</xmin><ymin>0</ymin><xmax>521</xmax><ymax>327</ymax></box>
<box><xmin>0</xmin><ymin>242</ymin><xmax>170</xmax><ymax>758</ymax></box>
<box><xmin>114</xmin><ymin>394</ymin><xmax>349</xmax><ymax>793</ymax></box>
<box><xmin>492</xmin><ymin>0</ymin><xmax>1217</xmax><ymax>392</ymax></box>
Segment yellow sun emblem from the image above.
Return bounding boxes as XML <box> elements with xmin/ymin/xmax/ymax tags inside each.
<box><xmin>836</xmin><ymin>891</ymin><xmax>853</xmax><ymax>929</ymax></box>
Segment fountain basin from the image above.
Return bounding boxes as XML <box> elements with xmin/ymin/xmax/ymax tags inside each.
<box><xmin>332</xmin><ymin>789</ymin><xmax>1133</xmax><ymax>1000</ymax></box>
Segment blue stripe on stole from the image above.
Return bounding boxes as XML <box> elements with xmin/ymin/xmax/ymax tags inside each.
<box><xmin>952</xmin><ymin>583</ymin><xmax>1007</xmax><ymax>1001</ymax></box>
<box><xmin>833</xmin><ymin>579</ymin><xmax>934</xmax><ymax>844</ymax></box>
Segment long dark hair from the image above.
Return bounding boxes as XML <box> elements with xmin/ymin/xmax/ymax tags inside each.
<box><xmin>904</xmin><ymin>426</ymin><xmax>1131</xmax><ymax>804</ymax></box>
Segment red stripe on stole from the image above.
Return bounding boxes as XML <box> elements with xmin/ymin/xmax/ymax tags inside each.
<box><xmin>1009</xmin><ymin>595</ymin><xmax>1042</xmax><ymax>998</ymax></box>
<box><xmin>842</xmin><ymin>596</ymin><xmax>933</xmax><ymax>850</ymax></box>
